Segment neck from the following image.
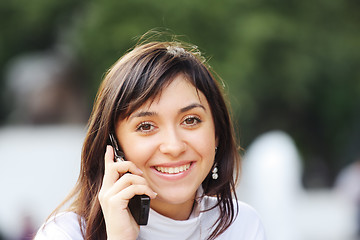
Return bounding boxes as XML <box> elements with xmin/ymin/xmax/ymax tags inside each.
<box><xmin>150</xmin><ymin>197</ymin><xmax>195</xmax><ymax>220</ymax></box>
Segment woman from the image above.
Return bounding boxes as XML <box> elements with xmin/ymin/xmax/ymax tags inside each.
<box><xmin>35</xmin><ymin>40</ymin><xmax>266</xmax><ymax>239</ymax></box>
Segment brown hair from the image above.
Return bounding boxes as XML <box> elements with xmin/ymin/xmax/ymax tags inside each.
<box><xmin>57</xmin><ymin>40</ymin><xmax>241</xmax><ymax>240</ymax></box>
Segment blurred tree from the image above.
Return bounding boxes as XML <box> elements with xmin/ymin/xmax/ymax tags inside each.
<box><xmin>1</xmin><ymin>0</ymin><xmax>359</xmax><ymax>187</ymax></box>
<box><xmin>223</xmin><ymin>0</ymin><xmax>360</xmax><ymax>186</ymax></box>
<box><xmin>0</xmin><ymin>0</ymin><xmax>84</xmax><ymax>122</ymax></box>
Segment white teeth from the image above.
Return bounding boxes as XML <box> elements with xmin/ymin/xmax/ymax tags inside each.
<box><xmin>155</xmin><ymin>163</ymin><xmax>191</xmax><ymax>174</ymax></box>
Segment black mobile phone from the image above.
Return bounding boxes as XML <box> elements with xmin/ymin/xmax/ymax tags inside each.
<box><xmin>109</xmin><ymin>133</ymin><xmax>150</xmax><ymax>225</ymax></box>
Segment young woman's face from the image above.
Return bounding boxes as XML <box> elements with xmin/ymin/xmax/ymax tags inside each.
<box><xmin>115</xmin><ymin>74</ymin><xmax>217</xmax><ymax>207</ymax></box>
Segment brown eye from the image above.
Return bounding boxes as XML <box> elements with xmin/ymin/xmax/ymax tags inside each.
<box><xmin>136</xmin><ymin>122</ymin><xmax>155</xmax><ymax>133</ymax></box>
<box><xmin>183</xmin><ymin>116</ymin><xmax>202</xmax><ymax>127</ymax></box>
<box><xmin>185</xmin><ymin>118</ymin><xmax>195</xmax><ymax>125</ymax></box>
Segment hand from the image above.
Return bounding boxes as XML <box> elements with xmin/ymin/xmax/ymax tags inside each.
<box><xmin>98</xmin><ymin>146</ymin><xmax>157</xmax><ymax>240</ymax></box>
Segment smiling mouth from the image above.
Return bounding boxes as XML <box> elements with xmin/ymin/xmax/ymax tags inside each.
<box><xmin>154</xmin><ymin>163</ymin><xmax>191</xmax><ymax>174</ymax></box>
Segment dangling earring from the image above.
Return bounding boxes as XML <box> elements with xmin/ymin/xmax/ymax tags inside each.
<box><xmin>212</xmin><ymin>163</ymin><xmax>218</xmax><ymax>180</ymax></box>
<box><xmin>212</xmin><ymin>146</ymin><xmax>219</xmax><ymax>180</ymax></box>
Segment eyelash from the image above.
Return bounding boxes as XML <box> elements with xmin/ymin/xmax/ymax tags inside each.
<box><xmin>136</xmin><ymin>121</ymin><xmax>155</xmax><ymax>133</ymax></box>
<box><xmin>182</xmin><ymin>115</ymin><xmax>202</xmax><ymax>127</ymax></box>
<box><xmin>135</xmin><ymin>116</ymin><xmax>202</xmax><ymax>133</ymax></box>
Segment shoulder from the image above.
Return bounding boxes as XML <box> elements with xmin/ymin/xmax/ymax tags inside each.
<box><xmin>226</xmin><ymin>201</ymin><xmax>267</xmax><ymax>239</ymax></box>
<box><xmin>34</xmin><ymin>212</ymin><xmax>84</xmax><ymax>240</ymax></box>
<box><xmin>203</xmin><ymin>197</ymin><xmax>267</xmax><ymax>240</ymax></box>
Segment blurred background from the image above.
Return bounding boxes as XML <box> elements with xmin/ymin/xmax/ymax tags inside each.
<box><xmin>0</xmin><ymin>0</ymin><xmax>359</xmax><ymax>239</ymax></box>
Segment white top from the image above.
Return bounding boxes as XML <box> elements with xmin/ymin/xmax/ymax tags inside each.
<box><xmin>35</xmin><ymin>197</ymin><xmax>266</xmax><ymax>240</ymax></box>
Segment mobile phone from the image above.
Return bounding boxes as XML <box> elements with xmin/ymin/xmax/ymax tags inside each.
<box><xmin>109</xmin><ymin>133</ymin><xmax>150</xmax><ymax>225</ymax></box>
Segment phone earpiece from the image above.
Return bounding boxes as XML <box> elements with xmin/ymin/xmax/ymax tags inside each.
<box><xmin>109</xmin><ymin>133</ymin><xmax>125</xmax><ymax>161</ymax></box>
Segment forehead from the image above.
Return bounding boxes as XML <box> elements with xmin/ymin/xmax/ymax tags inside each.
<box><xmin>133</xmin><ymin>74</ymin><xmax>208</xmax><ymax>113</ymax></box>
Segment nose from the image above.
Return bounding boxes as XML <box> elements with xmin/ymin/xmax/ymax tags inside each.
<box><xmin>159</xmin><ymin>127</ymin><xmax>186</xmax><ymax>158</ymax></box>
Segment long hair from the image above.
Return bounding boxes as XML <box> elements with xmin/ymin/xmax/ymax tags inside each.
<box><xmin>58</xmin><ymin>41</ymin><xmax>241</xmax><ymax>240</ymax></box>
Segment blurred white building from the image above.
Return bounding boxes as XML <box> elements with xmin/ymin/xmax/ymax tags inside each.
<box><xmin>237</xmin><ymin>131</ymin><xmax>357</xmax><ymax>240</ymax></box>
<box><xmin>0</xmin><ymin>125</ymin><xmax>85</xmax><ymax>239</ymax></box>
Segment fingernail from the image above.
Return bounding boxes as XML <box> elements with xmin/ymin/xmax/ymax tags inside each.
<box><xmin>152</xmin><ymin>192</ymin><xmax>158</xmax><ymax>199</ymax></box>
<box><xmin>137</xmin><ymin>168</ymin><xmax>144</xmax><ymax>174</ymax></box>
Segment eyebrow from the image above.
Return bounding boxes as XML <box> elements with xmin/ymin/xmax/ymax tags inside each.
<box><xmin>179</xmin><ymin>103</ymin><xmax>206</xmax><ymax>113</ymax></box>
<box><xmin>130</xmin><ymin>103</ymin><xmax>206</xmax><ymax>120</ymax></box>
<box><xmin>130</xmin><ymin>111</ymin><xmax>156</xmax><ymax>119</ymax></box>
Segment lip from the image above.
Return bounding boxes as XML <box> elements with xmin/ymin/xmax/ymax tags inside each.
<box><xmin>151</xmin><ymin>161</ymin><xmax>194</xmax><ymax>181</ymax></box>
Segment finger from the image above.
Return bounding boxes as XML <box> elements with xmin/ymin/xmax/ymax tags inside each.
<box><xmin>104</xmin><ymin>145</ymin><xmax>143</xmax><ymax>175</ymax></box>
<box><xmin>104</xmin><ymin>145</ymin><xmax>115</xmax><ymax>166</ymax></box>
<box><xmin>106</xmin><ymin>173</ymin><xmax>149</xmax><ymax>197</ymax></box>
<box><xmin>113</xmin><ymin>185</ymin><xmax>158</xmax><ymax>202</ymax></box>
<box><xmin>102</xmin><ymin>146</ymin><xmax>143</xmax><ymax>189</ymax></box>
<box><xmin>112</xmin><ymin>161</ymin><xmax>143</xmax><ymax>176</ymax></box>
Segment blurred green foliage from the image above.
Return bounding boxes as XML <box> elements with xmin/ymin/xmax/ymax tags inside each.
<box><xmin>1</xmin><ymin>0</ymin><xmax>359</xmax><ymax>186</ymax></box>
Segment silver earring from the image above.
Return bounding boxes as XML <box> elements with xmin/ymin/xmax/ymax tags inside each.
<box><xmin>212</xmin><ymin>163</ymin><xmax>218</xmax><ymax>180</ymax></box>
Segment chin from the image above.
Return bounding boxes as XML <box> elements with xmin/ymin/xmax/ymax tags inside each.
<box><xmin>157</xmin><ymin>188</ymin><xmax>197</xmax><ymax>205</ymax></box>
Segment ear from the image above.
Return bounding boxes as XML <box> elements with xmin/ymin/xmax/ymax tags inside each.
<box><xmin>215</xmin><ymin>136</ymin><xmax>219</xmax><ymax>149</ymax></box>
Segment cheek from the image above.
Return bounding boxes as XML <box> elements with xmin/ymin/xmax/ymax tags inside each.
<box><xmin>190</xmin><ymin>127</ymin><xmax>216</xmax><ymax>158</ymax></box>
<box><xmin>121</xmin><ymin>137</ymin><xmax>156</xmax><ymax>166</ymax></box>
